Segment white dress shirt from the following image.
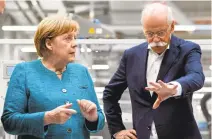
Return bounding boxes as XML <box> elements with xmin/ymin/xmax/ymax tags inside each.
<box><xmin>146</xmin><ymin>45</ymin><xmax>182</xmax><ymax>138</ymax></box>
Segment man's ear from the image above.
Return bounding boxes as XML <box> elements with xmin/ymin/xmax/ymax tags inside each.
<box><xmin>45</xmin><ymin>39</ymin><xmax>53</xmax><ymax>51</ymax></box>
<box><xmin>170</xmin><ymin>21</ymin><xmax>175</xmax><ymax>33</ymax></box>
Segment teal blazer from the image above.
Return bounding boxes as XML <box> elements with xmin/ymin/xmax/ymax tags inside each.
<box><xmin>1</xmin><ymin>60</ymin><xmax>105</xmax><ymax>139</ymax></box>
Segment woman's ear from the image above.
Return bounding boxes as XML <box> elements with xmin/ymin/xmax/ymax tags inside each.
<box><xmin>45</xmin><ymin>39</ymin><xmax>53</xmax><ymax>51</ymax></box>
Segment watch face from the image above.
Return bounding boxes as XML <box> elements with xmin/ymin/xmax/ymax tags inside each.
<box><xmin>0</xmin><ymin>0</ymin><xmax>5</xmax><ymax>14</ymax></box>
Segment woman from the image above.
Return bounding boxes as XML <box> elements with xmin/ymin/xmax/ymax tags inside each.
<box><xmin>1</xmin><ymin>15</ymin><xmax>105</xmax><ymax>139</ymax></box>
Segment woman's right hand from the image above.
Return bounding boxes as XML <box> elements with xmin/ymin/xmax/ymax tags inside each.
<box><xmin>44</xmin><ymin>103</ymin><xmax>77</xmax><ymax>125</ymax></box>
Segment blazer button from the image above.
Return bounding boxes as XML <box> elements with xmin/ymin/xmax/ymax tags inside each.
<box><xmin>147</xmin><ymin>126</ymin><xmax>151</xmax><ymax>130</ymax></box>
<box><xmin>62</xmin><ymin>89</ymin><xmax>67</xmax><ymax>93</ymax></box>
<box><xmin>67</xmin><ymin>128</ymin><xmax>72</xmax><ymax>133</ymax></box>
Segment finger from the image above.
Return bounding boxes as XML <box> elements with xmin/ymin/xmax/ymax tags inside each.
<box><xmin>86</xmin><ymin>104</ymin><xmax>96</xmax><ymax>113</ymax></box>
<box><xmin>129</xmin><ymin>129</ymin><xmax>137</xmax><ymax>136</ymax></box>
<box><xmin>63</xmin><ymin>113</ymin><xmax>72</xmax><ymax>119</ymax></box>
<box><xmin>61</xmin><ymin>108</ymin><xmax>77</xmax><ymax>115</ymax></box>
<box><xmin>115</xmin><ymin>130</ymin><xmax>124</xmax><ymax>139</ymax></box>
<box><xmin>77</xmin><ymin>99</ymin><xmax>81</xmax><ymax>105</ymax></box>
<box><xmin>77</xmin><ymin>100</ymin><xmax>86</xmax><ymax>113</ymax></box>
<box><xmin>124</xmin><ymin>136</ymin><xmax>131</xmax><ymax>139</ymax></box>
<box><xmin>126</xmin><ymin>132</ymin><xmax>137</xmax><ymax>139</ymax></box>
<box><xmin>78</xmin><ymin>100</ymin><xmax>88</xmax><ymax>112</ymax></box>
<box><xmin>79</xmin><ymin>102</ymin><xmax>86</xmax><ymax>111</ymax></box>
<box><xmin>81</xmin><ymin>100</ymin><xmax>89</xmax><ymax>111</ymax></box>
<box><xmin>84</xmin><ymin>101</ymin><xmax>93</xmax><ymax>112</ymax></box>
<box><xmin>85</xmin><ymin>103</ymin><xmax>92</xmax><ymax>112</ymax></box>
<box><xmin>77</xmin><ymin>99</ymin><xmax>86</xmax><ymax>110</ymax></box>
<box><xmin>59</xmin><ymin>103</ymin><xmax>72</xmax><ymax>108</ymax></box>
<box><xmin>145</xmin><ymin>87</ymin><xmax>158</xmax><ymax>92</ymax></box>
<box><xmin>153</xmin><ymin>98</ymin><xmax>162</xmax><ymax>109</ymax></box>
<box><xmin>157</xmin><ymin>80</ymin><xmax>167</xmax><ymax>88</ymax></box>
<box><xmin>172</xmin><ymin>84</ymin><xmax>178</xmax><ymax>90</ymax></box>
<box><xmin>149</xmin><ymin>82</ymin><xmax>162</xmax><ymax>89</ymax></box>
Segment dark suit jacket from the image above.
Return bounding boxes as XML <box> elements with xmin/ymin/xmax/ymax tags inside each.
<box><xmin>103</xmin><ymin>35</ymin><xmax>205</xmax><ymax>139</ymax></box>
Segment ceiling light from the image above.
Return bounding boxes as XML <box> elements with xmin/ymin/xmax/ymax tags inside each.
<box><xmin>80</xmin><ymin>48</ymin><xmax>85</xmax><ymax>52</ymax></box>
<box><xmin>0</xmin><ymin>39</ymin><xmax>210</xmax><ymax>47</ymax></box>
<box><xmin>0</xmin><ymin>39</ymin><xmax>33</xmax><ymax>44</ymax></box>
<box><xmin>175</xmin><ymin>25</ymin><xmax>196</xmax><ymax>32</ymax></box>
<box><xmin>87</xmin><ymin>48</ymin><xmax>92</xmax><ymax>52</ymax></box>
<box><xmin>195</xmin><ymin>87</ymin><xmax>212</xmax><ymax>93</ymax></box>
<box><xmin>94</xmin><ymin>87</ymin><xmax>104</xmax><ymax>93</ymax></box>
<box><xmin>209</xmin><ymin>65</ymin><xmax>212</xmax><ymax>70</ymax></box>
<box><xmin>21</xmin><ymin>47</ymin><xmax>36</xmax><ymax>52</ymax></box>
<box><xmin>205</xmin><ymin>77</ymin><xmax>212</xmax><ymax>83</ymax></box>
<box><xmin>80</xmin><ymin>47</ymin><xmax>92</xmax><ymax>53</ymax></box>
<box><xmin>92</xmin><ymin>65</ymin><xmax>109</xmax><ymax>70</ymax></box>
<box><xmin>2</xmin><ymin>26</ymin><xmax>37</xmax><ymax>31</ymax></box>
<box><xmin>193</xmin><ymin>94</ymin><xmax>204</xmax><ymax>99</ymax></box>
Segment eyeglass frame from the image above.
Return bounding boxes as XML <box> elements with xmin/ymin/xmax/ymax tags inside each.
<box><xmin>143</xmin><ymin>24</ymin><xmax>172</xmax><ymax>39</ymax></box>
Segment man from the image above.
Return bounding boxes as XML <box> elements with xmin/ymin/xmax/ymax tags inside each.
<box><xmin>103</xmin><ymin>3</ymin><xmax>205</xmax><ymax>139</ymax></box>
<box><xmin>0</xmin><ymin>0</ymin><xmax>5</xmax><ymax>14</ymax></box>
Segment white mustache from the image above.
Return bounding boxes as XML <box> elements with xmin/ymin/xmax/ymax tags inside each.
<box><xmin>149</xmin><ymin>42</ymin><xmax>167</xmax><ymax>48</ymax></box>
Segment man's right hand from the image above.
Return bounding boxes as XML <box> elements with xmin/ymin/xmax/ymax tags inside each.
<box><xmin>44</xmin><ymin>103</ymin><xmax>77</xmax><ymax>125</ymax></box>
<box><xmin>114</xmin><ymin>129</ymin><xmax>137</xmax><ymax>139</ymax></box>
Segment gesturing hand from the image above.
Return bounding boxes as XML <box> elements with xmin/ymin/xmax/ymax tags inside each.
<box><xmin>145</xmin><ymin>80</ymin><xmax>178</xmax><ymax>109</ymax></box>
<box><xmin>77</xmin><ymin>99</ymin><xmax>98</xmax><ymax>122</ymax></box>
<box><xmin>44</xmin><ymin>103</ymin><xmax>77</xmax><ymax>125</ymax></box>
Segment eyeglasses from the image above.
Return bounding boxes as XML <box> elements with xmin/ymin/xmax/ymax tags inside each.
<box><xmin>144</xmin><ymin>25</ymin><xmax>171</xmax><ymax>39</ymax></box>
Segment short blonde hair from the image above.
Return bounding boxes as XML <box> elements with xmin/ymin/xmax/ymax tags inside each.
<box><xmin>34</xmin><ymin>15</ymin><xmax>79</xmax><ymax>57</ymax></box>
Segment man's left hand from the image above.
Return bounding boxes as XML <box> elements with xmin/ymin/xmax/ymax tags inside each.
<box><xmin>77</xmin><ymin>99</ymin><xmax>98</xmax><ymax>122</ymax></box>
<box><xmin>145</xmin><ymin>80</ymin><xmax>178</xmax><ymax>109</ymax></box>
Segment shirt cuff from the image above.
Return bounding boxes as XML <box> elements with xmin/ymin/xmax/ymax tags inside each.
<box><xmin>169</xmin><ymin>81</ymin><xmax>182</xmax><ymax>97</ymax></box>
<box><xmin>113</xmin><ymin>133</ymin><xmax>117</xmax><ymax>139</ymax></box>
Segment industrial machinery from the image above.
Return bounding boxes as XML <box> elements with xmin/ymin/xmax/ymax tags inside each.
<box><xmin>0</xmin><ymin>60</ymin><xmax>23</xmax><ymax>139</ymax></box>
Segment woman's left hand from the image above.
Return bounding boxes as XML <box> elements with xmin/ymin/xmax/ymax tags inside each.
<box><xmin>77</xmin><ymin>99</ymin><xmax>98</xmax><ymax>122</ymax></box>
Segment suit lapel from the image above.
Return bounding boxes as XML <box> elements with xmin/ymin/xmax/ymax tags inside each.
<box><xmin>140</xmin><ymin>45</ymin><xmax>149</xmax><ymax>87</ymax></box>
<box><xmin>152</xmin><ymin>35</ymin><xmax>180</xmax><ymax>102</ymax></box>
<box><xmin>138</xmin><ymin>44</ymin><xmax>152</xmax><ymax>98</ymax></box>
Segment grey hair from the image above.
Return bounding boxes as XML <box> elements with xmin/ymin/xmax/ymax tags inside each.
<box><xmin>141</xmin><ymin>3</ymin><xmax>174</xmax><ymax>25</ymax></box>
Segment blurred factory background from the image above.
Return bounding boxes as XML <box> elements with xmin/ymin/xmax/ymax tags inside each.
<box><xmin>0</xmin><ymin>0</ymin><xmax>211</xmax><ymax>139</ymax></box>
